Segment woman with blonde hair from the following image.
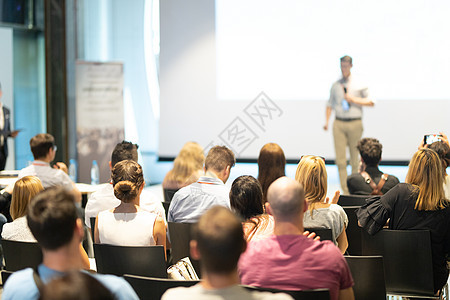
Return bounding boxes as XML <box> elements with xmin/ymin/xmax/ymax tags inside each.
<box><xmin>163</xmin><ymin>142</ymin><xmax>205</xmax><ymax>191</ymax></box>
<box><xmin>295</xmin><ymin>155</ymin><xmax>348</xmax><ymax>254</ymax></box>
<box><xmin>357</xmin><ymin>148</ymin><xmax>450</xmax><ymax>294</ymax></box>
<box><xmin>1</xmin><ymin>176</ymin><xmax>44</xmax><ymax>241</ymax></box>
<box><xmin>257</xmin><ymin>143</ymin><xmax>286</xmax><ymax>203</ymax></box>
<box><xmin>95</xmin><ymin>160</ymin><xmax>166</xmax><ymax>256</ymax></box>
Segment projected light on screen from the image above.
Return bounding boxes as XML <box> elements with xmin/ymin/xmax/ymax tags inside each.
<box><xmin>215</xmin><ymin>0</ymin><xmax>450</xmax><ymax>101</ymax></box>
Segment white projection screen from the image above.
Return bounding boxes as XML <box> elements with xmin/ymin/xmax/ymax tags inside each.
<box><xmin>159</xmin><ymin>0</ymin><xmax>450</xmax><ymax>162</ymax></box>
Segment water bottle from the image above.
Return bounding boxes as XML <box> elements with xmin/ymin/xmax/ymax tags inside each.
<box><xmin>68</xmin><ymin>159</ymin><xmax>77</xmax><ymax>182</ymax></box>
<box><xmin>90</xmin><ymin>160</ymin><xmax>100</xmax><ymax>185</ymax></box>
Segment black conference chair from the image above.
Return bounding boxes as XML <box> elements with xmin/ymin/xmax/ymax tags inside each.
<box><xmin>162</xmin><ymin>201</ymin><xmax>170</xmax><ymax>220</ymax></box>
<box><xmin>1</xmin><ymin>270</ymin><xmax>14</xmax><ymax>285</ymax></box>
<box><xmin>163</xmin><ymin>188</ymin><xmax>179</xmax><ymax>203</ymax></box>
<box><xmin>168</xmin><ymin>222</ymin><xmax>201</xmax><ymax>276</ymax></box>
<box><xmin>1</xmin><ymin>239</ymin><xmax>43</xmax><ymax>272</ymax></box>
<box><xmin>243</xmin><ymin>286</ymin><xmax>330</xmax><ymax>300</ymax></box>
<box><xmin>343</xmin><ymin>206</ymin><xmax>363</xmax><ymax>255</ymax></box>
<box><xmin>338</xmin><ymin>194</ymin><xmax>370</xmax><ymax>207</ymax></box>
<box><xmin>345</xmin><ymin>255</ymin><xmax>386</xmax><ymax>300</ymax></box>
<box><xmin>361</xmin><ymin>229</ymin><xmax>437</xmax><ymax>298</ymax></box>
<box><xmin>123</xmin><ymin>274</ymin><xmax>199</xmax><ymax>300</ymax></box>
<box><xmin>304</xmin><ymin>228</ymin><xmax>333</xmax><ymax>242</ymax></box>
<box><xmin>93</xmin><ymin>243</ymin><xmax>167</xmax><ymax>278</ymax></box>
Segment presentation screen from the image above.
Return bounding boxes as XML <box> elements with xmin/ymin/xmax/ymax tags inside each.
<box><xmin>159</xmin><ymin>0</ymin><xmax>450</xmax><ymax>162</ymax></box>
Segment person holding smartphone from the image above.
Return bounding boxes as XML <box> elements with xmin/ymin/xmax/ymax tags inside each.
<box><xmin>323</xmin><ymin>56</ymin><xmax>374</xmax><ymax>194</ymax></box>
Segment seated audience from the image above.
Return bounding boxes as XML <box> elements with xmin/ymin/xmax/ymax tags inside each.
<box><xmin>168</xmin><ymin>145</ymin><xmax>235</xmax><ymax>223</ymax></box>
<box><xmin>258</xmin><ymin>143</ymin><xmax>286</xmax><ymax>203</ymax></box>
<box><xmin>162</xmin><ymin>206</ymin><xmax>292</xmax><ymax>300</ymax></box>
<box><xmin>230</xmin><ymin>175</ymin><xmax>274</xmax><ymax>242</ymax></box>
<box><xmin>18</xmin><ymin>133</ymin><xmax>81</xmax><ymax>202</ymax></box>
<box><xmin>295</xmin><ymin>155</ymin><xmax>348</xmax><ymax>253</ymax></box>
<box><xmin>2</xmin><ymin>187</ymin><xmax>138</xmax><ymax>300</ymax></box>
<box><xmin>162</xmin><ymin>141</ymin><xmax>205</xmax><ymax>190</ymax></box>
<box><xmin>425</xmin><ymin>134</ymin><xmax>450</xmax><ymax>199</ymax></box>
<box><xmin>239</xmin><ymin>177</ymin><xmax>354</xmax><ymax>300</ymax></box>
<box><xmin>357</xmin><ymin>148</ymin><xmax>450</xmax><ymax>294</ymax></box>
<box><xmin>94</xmin><ymin>160</ymin><xmax>166</xmax><ymax>252</ymax></box>
<box><xmin>1</xmin><ymin>176</ymin><xmax>43</xmax><ymax>241</ymax></box>
<box><xmin>347</xmin><ymin>138</ymin><xmax>399</xmax><ymax>195</ymax></box>
<box><xmin>39</xmin><ymin>271</ymin><xmax>114</xmax><ymax>300</ymax></box>
<box><xmin>0</xmin><ymin>183</ymin><xmax>14</xmax><ymax>222</ymax></box>
<box><xmin>85</xmin><ymin>141</ymin><xmax>165</xmax><ymax>228</ymax></box>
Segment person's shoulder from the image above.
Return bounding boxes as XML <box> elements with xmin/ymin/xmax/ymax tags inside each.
<box><xmin>162</xmin><ymin>285</ymin><xmax>199</xmax><ymax>300</ymax></box>
<box><xmin>2</xmin><ymin>268</ymin><xmax>39</xmax><ymax>300</ymax></box>
<box><xmin>91</xmin><ymin>273</ymin><xmax>139</xmax><ymax>299</ymax></box>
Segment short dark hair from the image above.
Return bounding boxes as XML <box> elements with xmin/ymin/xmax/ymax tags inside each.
<box><xmin>230</xmin><ymin>175</ymin><xmax>264</xmax><ymax>220</ymax></box>
<box><xmin>204</xmin><ymin>146</ymin><xmax>235</xmax><ymax>172</ymax></box>
<box><xmin>340</xmin><ymin>55</ymin><xmax>353</xmax><ymax>64</ymax></box>
<box><xmin>192</xmin><ymin>206</ymin><xmax>245</xmax><ymax>274</ymax></box>
<box><xmin>357</xmin><ymin>138</ymin><xmax>382</xmax><ymax>166</ymax></box>
<box><xmin>27</xmin><ymin>187</ymin><xmax>78</xmax><ymax>250</ymax></box>
<box><xmin>40</xmin><ymin>271</ymin><xmax>114</xmax><ymax>300</ymax></box>
<box><xmin>111</xmin><ymin>141</ymin><xmax>139</xmax><ymax>167</ymax></box>
<box><xmin>111</xmin><ymin>160</ymin><xmax>144</xmax><ymax>203</ymax></box>
<box><xmin>30</xmin><ymin>134</ymin><xmax>55</xmax><ymax>159</ymax></box>
<box><xmin>428</xmin><ymin>141</ymin><xmax>450</xmax><ymax>176</ymax></box>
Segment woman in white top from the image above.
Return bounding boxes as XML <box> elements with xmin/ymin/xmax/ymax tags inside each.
<box><xmin>295</xmin><ymin>155</ymin><xmax>348</xmax><ymax>254</ymax></box>
<box><xmin>1</xmin><ymin>176</ymin><xmax>43</xmax><ymax>242</ymax></box>
<box><xmin>94</xmin><ymin>160</ymin><xmax>166</xmax><ymax>255</ymax></box>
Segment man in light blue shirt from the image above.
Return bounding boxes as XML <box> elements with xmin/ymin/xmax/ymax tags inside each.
<box><xmin>2</xmin><ymin>187</ymin><xmax>138</xmax><ymax>300</ymax></box>
<box><xmin>168</xmin><ymin>146</ymin><xmax>235</xmax><ymax>223</ymax></box>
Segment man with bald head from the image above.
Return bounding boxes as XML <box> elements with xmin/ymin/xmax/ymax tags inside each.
<box><xmin>239</xmin><ymin>177</ymin><xmax>354</xmax><ymax>300</ymax></box>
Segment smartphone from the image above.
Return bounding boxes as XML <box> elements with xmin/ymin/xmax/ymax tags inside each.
<box><xmin>423</xmin><ymin>134</ymin><xmax>442</xmax><ymax>145</ymax></box>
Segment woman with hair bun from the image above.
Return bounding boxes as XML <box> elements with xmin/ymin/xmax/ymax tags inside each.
<box><xmin>94</xmin><ymin>160</ymin><xmax>166</xmax><ymax>254</ymax></box>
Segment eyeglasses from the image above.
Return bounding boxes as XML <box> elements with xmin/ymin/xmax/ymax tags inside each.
<box><xmin>300</xmin><ymin>155</ymin><xmax>325</xmax><ymax>162</ymax></box>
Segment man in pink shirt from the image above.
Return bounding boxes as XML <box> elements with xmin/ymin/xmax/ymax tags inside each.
<box><xmin>238</xmin><ymin>177</ymin><xmax>354</xmax><ymax>300</ymax></box>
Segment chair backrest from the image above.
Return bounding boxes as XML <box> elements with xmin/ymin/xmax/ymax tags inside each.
<box><xmin>90</xmin><ymin>217</ymin><xmax>96</xmax><ymax>239</ymax></box>
<box><xmin>163</xmin><ymin>188</ymin><xmax>179</xmax><ymax>203</ymax></box>
<box><xmin>93</xmin><ymin>243</ymin><xmax>167</xmax><ymax>278</ymax></box>
<box><xmin>1</xmin><ymin>239</ymin><xmax>43</xmax><ymax>271</ymax></box>
<box><xmin>343</xmin><ymin>206</ymin><xmax>363</xmax><ymax>255</ymax></box>
<box><xmin>338</xmin><ymin>194</ymin><xmax>369</xmax><ymax>207</ymax></box>
<box><xmin>304</xmin><ymin>228</ymin><xmax>333</xmax><ymax>242</ymax></box>
<box><xmin>123</xmin><ymin>274</ymin><xmax>199</xmax><ymax>300</ymax></box>
<box><xmin>162</xmin><ymin>201</ymin><xmax>170</xmax><ymax>220</ymax></box>
<box><xmin>243</xmin><ymin>285</ymin><xmax>330</xmax><ymax>300</ymax></box>
<box><xmin>345</xmin><ymin>255</ymin><xmax>386</xmax><ymax>300</ymax></box>
<box><xmin>168</xmin><ymin>222</ymin><xmax>201</xmax><ymax>276</ymax></box>
<box><xmin>361</xmin><ymin>229</ymin><xmax>435</xmax><ymax>296</ymax></box>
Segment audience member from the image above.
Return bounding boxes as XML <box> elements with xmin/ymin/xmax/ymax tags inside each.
<box><xmin>168</xmin><ymin>145</ymin><xmax>235</xmax><ymax>223</ymax></box>
<box><xmin>0</xmin><ymin>183</ymin><xmax>14</xmax><ymax>226</ymax></box>
<box><xmin>295</xmin><ymin>155</ymin><xmax>348</xmax><ymax>253</ymax></box>
<box><xmin>162</xmin><ymin>206</ymin><xmax>292</xmax><ymax>300</ymax></box>
<box><xmin>94</xmin><ymin>160</ymin><xmax>166</xmax><ymax>252</ymax></box>
<box><xmin>347</xmin><ymin>138</ymin><xmax>399</xmax><ymax>195</ymax></box>
<box><xmin>39</xmin><ymin>270</ymin><xmax>114</xmax><ymax>300</ymax></box>
<box><xmin>2</xmin><ymin>187</ymin><xmax>138</xmax><ymax>300</ymax></box>
<box><xmin>18</xmin><ymin>133</ymin><xmax>81</xmax><ymax>202</ymax></box>
<box><xmin>163</xmin><ymin>141</ymin><xmax>205</xmax><ymax>190</ymax></box>
<box><xmin>257</xmin><ymin>143</ymin><xmax>286</xmax><ymax>203</ymax></box>
<box><xmin>1</xmin><ymin>176</ymin><xmax>43</xmax><ymax>241</ymax></box>
<box><xmin>85</xmin><ymin>141</ymin><xmax>165</xmax><ymax>228</ymax></box>
<box><xmin>230</xmin><ymin>175</ymin><xmax>274</xmax><ymax>242</ymax></box>
<box><xmin>426</xmin><ymin>137</ymin><xmax>450</xmax><ymax>200</ymax></box>
<box><xmin>239</xmin><ymin>177</ymin><xmax>354</xmax><ymax>300</ymax></box>
<box><xmin>357</xmin><ymin>148</ymin><xmax>450</xmax><ymax>294</ymax></box>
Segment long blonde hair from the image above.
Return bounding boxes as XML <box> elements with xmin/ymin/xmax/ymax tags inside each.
<box><xmin>165</xmin><ymin>142</ymin><xmax>205</xmax><ymax>187</ymax></box>
<box><xmin>405</xmin><ymin>149</ymin><xmax>447</xmax><ymax>210</ymax></box>
<box><xmin>295</xmin><ymin>155</ymin><xmax>327</xmax><ymax>206</ymax></box>
<box><xmin>10</xmin><ymin>176</ymin><xmax>44</xmax><ymax>220</ymax></box>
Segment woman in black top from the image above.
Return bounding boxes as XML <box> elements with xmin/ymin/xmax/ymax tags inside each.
<box><xmin>357</xmin><ymin>148</ymin><xmax>450</xmax><ymax>294</ymax></box>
